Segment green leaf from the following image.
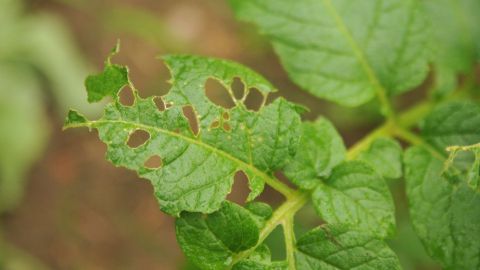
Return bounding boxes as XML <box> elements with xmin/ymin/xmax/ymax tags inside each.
<box><xmin>176</xmin><ymin>201</ymin><xmax>275</xmax><ymax>270</ymax></box>
<box><xmin>85</xmin><ymin>43</ymin><xmax>129</xmax><ymax>103</ymax></box>
<box><xmin>312</xmin><ymin>161</ymin><xmax>396</xmax><ymax>238</ymax></box>
<box><xmin>404</xmin><ymin>146</ymin><xmax>480</xmax><ymax>269</ymax></box>
<box><xmin>65</xmin><ymin>53</ymin><xmax>303</xmax><ymax>216</ymax></box>
<box><xmin>431</xmin><ymin>64</ymin><xmax>457</xmax><ymax>100</ymax></box>
<box><xmin>284</xmin><ymin>117</ymin><xmax>346</xmax><ymax>190</ymax></box>
<box><xmin>232</xmin><ymin>245</ymin><xmax>287</xmax><ymax>270</ymax></box>
<box><xmin>0</xmin><ymin>65</ymin><xmax>48</xmax><ymax>213</ymax></box>
<box><xmin>422</xmin><ymin>101</ymin><xmax>480</xmax><ymax>152</ymax></box>
<box><xmin>229</xmin><ymin>0</ymin><xmax>430</xmax><ymax>106</ymax></box>
<box><xmin>295</xmin><ymin>224</ymin><xmax>402</xmax><ymax>269</ymax></box>
<box><xmin>358</xmin><ymin>137</ymin><xmax>403</xmax><ymax>179</ymax></box>
<box><xmin>425</xmin><ymin>0</ymin><xmax>480</xmax><ymax>74</ymax></box>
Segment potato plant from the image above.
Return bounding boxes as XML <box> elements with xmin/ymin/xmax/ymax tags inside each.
<box><xmin>65</xmin><ymin>1</ymin><xmax>480</xmax><ymax>269</ymax></box>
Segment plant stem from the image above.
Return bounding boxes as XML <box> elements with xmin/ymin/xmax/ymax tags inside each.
<box><xmin>229</xmin><ymin>191</ymin><xmax>308</xmax><ymax>267</ymax></box>
<box><xmin>234</xmin><ymin>97</ymin><xmax>444</xmax><ymax>265</ymax></box>
<box><xmin>283</xmin><ymin>215</ymin><xmax>296</xmax><ymax>270</ymax></box>
<box><xmin>346</xmin><ymin>120</ymin><xmax>394</xmax><ymax>160</ymax></box>
<box><xmin>397</xmin><ymin>100</ymin><xmax>433</xmax><ymax>129</ymax></box>
<box><xmin>392</xmin><ymin>127</ymin><xmax>444</xmax><ymax>160</ymax></box>
<box><xmin>446</xmin><ymin>142</ymin><xmax>480</xmax><ymax>152</ymax></box>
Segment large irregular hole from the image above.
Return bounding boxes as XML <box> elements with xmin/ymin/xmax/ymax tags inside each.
<box><xmin>118</xmin><ymin>86</ymin><xmax>135</xmax><ymax>106</ymax></box>
<box><xmin>265</xmin><ymin>92</ymin><xmax>281</xmax><ymax>106</ymax></box>
<box><xmin>264</xmin><ymin>226</ymin><xmax>285</xmax><ymax>260</ymax></box>
<box><xmin>273</xmin><ymin>171</ymin><xmax>296</xmax><ymax>189</ymax></box>
<box><xmin>231</xmin><ymin>77</ymin><xmax>245</xmax><ymax>100</ymax></box>
<box><xmin>226</xmin><ymin>171</ymin><xmax>249</xmax><ymax>203</ymax></box>
<box><xmin>244</xmin><ymin>88</ymin><xmax>265</xmax><ymax>111</ymax></box>
<box><xmin>182</xmin><ymin>105</ymin><xmax>199</xmax><ymax>136</ymax></box>
<box><xmin>154</xmin><ymin>96</ymin><xmax>166</xmax><ymax>111</ymax></box>
<box><xmin>127</xmin><ymin>130</ymin><xmax>150</xmax><ymax>148</ymax></box>
<box><xmin>205</xmin><ymin>78</ymin><xmax>235</xmax><ymax>109</ymax></box>
<box><xmin>144</xmin><ymin>155</ymin><xmax>163</xmax><ymax>169</ymax></box>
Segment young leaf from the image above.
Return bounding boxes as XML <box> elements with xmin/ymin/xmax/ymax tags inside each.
<box><xmin>232</xmin><ymin>244</ymin><xmax>287</xmax><ymax>270</ymax></box>
<box><xmin>176</xmin><ymin>201</ymin><xmax>279</xmax><ymax>270</ymax></box>
<box><xmin>64</xmin><ymin>51</ymin><xmax>303</xmax><ymax>216</ymax></box>
<box><xmin>358</xmin><ymin>137</ymin><xmax>403</xmax><ymax>179</ymax></box>
<box><xmin>284</xmin><ymin>117</ymin><xmax>346</xmax><ymax>190</ymax></box>
<box><xmin>229</xmin><ymin>0</ymin><xmax>430</xmax><ymax>107</ymax></box>
<box><xmin>421</xmin><ymin>101</ymin><xmax>480</xmax><ymax>153</ymax></box>
<box><xmin>431</xmin><ymin>64</ymin><xmax>458</xmax><ymax>100</ymax></box>
<box><xmin>312</xmin><ymin>161</ymin><xmax>396</xmax><ymax>238</ymax></box>
<box><xmin>295</xmin><ymin>224</ymin><xmax>402</xmax><ymax>269</ymax></box>
<box><xmin>425</xmin><ymin>0</ymin><xmax>480</xmax><ymax>75</ymax></box>
<box><xmin>425</xmin><ymin>0</ymin><xmax>480</xmax><ymax>98</ymax></box>
<box><xmin>0</xmin><ymin>66</ymin><xmax>48</xmax><ymax>213</ymax></box>
<box><xmin>404</xmin><ymin>147</ymin><xmax>480</xmax><ymax>270</ymax></box>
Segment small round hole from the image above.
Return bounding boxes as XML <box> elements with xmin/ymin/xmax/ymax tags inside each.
<box><xmin>144</xmin><ymin>155</ymin><xmax>163</xmax><ymax>169</ymax></box>
<box><xmin>154</xmin><ymin>97</ymin><xmax>166</xmax><ymax>111</ymax></box>
<box><xmin>127</xmin><ymin>130</ymin><xmax>150</xmax><ymax>148</ymax></box>
<box><xmin>223</xmin><ymin>122</ymin><xmax>231</xmax><ymax>132</ymax></box>
<box><xmin>119</xmin><ymin>86</ymin><xmax>135</xmax><ymax>106</ymax></box>
<box><xmin>210</xmin><ymin>120</ymin><xmax>220</xmax><ymax>129</ymax></box>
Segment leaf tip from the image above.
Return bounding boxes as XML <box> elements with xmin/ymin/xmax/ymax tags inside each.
<box><xmin>85</xmin><ymin>65</ymin><xmax>129</xmax><ymax>104</ymax></box>
<box><xmin>63</xmin><ymin>109</ymin><xmax>88</xmax><ymax>130</ymax></box>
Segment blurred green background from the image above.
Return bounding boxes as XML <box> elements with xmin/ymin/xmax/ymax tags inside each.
<box><xmin>0</xmin><ymin>0</ymin><xmax>469</xmax><ymax>269</ymax></box>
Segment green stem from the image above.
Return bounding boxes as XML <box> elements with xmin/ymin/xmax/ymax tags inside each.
<box><xmin>397</xmin><ymin>100</ymin><xmax>433</xmax><ymax>129</ymax></box>
<box><xmin>283</xmin><ymin>215</ymin><xmax>296</xmax><ymax>270</ymax></box>
<box><xmin>392</xmin><ymin>127</ymin><xmax>444</xmax><ymax>160</ymax></box>
<box><xmin>346</xmin><ymin>120</ymin><xmax>394</xmax><ymax>160</ymax></box>
<box><xmin>235</xmin><ymin>98</ymin><xmax>438</xmax><ymax>265</ymax></box>
<box><xmin>229</xmin><ymin>191</ymin><xmax>308</xmax><ymax>267</ymax></box>
<box><xmin>447</xmin><ymin>142</ymin><xmax>480</xmax><ymax>152</ymax></box>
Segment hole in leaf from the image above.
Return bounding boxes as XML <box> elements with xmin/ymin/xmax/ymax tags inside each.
<box><xmin>154</xmin><ymin>97</ymin><xmax>166</xmax><ymax>111</ymax></box>
<box><xmin>127</xmin><ymin>130</ymin><xmax>150</xmax><ymax>148</ymax></box>
<box><xmin>264</xmin><ymin>226</ymin><xmax>285</xmax><ymax>260</ymax></box>
<box><xmin>144</xmin><ymin>155</ymin><xmax>163</xmax><ymax>169</ymax></box>
<box><xmin>223</xmin><ymin>122</ymin><xmax>231</xmax><ymax>132</ymax></box>
<box><xmin>205</xmin><ymin>78</ymin><xmax>235</xmax><ymax>109</ymax></box>
<box><xmin>222</xmin><ymin>111</ymin><xmax>230</xmax><ymax>120</ymax></box>
<box><xmin>210</xmin><ymin>120</ymin><xmax>220</xmax><ymax>129</ymax></box>
<box><xmin>119</xmin><ymin>86</ymin><xmax>135</xmax><ymax>106</ymax></box>
<box><xmin>226</xmin><ymin>171</ymin><xmax>249</xmax><ymax>203</ymax></box>
<box><xmin>165</xmin><ymin>102</ymin><xmax>173</xmax><ymax>109</ymax></box>
<box><xmin>296</xmin><ymin>204</ymin><xmax>325</xmax><ymax>234</ymax></box>
<box><xmin>265</xmin><ymin>92</ymin><xmax>281</xmax><ymax>106</ymax></box>
<box><xmin>244</xmin><ymin>88</ymin><xmax>264</xmax><ymax>111</ymax></box>
<box><xmin>231</xmin><ymin>77</ymin><xmax>245</xmax><ymax>100</ymax></box>
<box><xmin>273</xmin><ymin>171</ymin><xmax>296</xmax><ymax>189</ymax></box>
<box><xmin>182</xmin><ymin>105</ymin><xmax>199</xmax><ymax>136</ymax></box>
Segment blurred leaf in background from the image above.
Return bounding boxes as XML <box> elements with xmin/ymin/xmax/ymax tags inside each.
<box><xmin>425</xmin><ymin>0</ymin><xmax>480</xmax><ymax>98</ymax></box>
<box><xmin>1</xmin><ymin>0</ymin><xmax>102</xmax><ymax>267</ymax></box>
<box><xmin>0</xmin><ymin>0</ymin><xmax>100</xmax><ymax>213</ymax></box>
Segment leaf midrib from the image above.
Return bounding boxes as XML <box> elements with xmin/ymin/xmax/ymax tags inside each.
<box><xmin>84</xmin><ymin>118</ymin><xmax>285</xmax><ymax>195</ymax></box>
